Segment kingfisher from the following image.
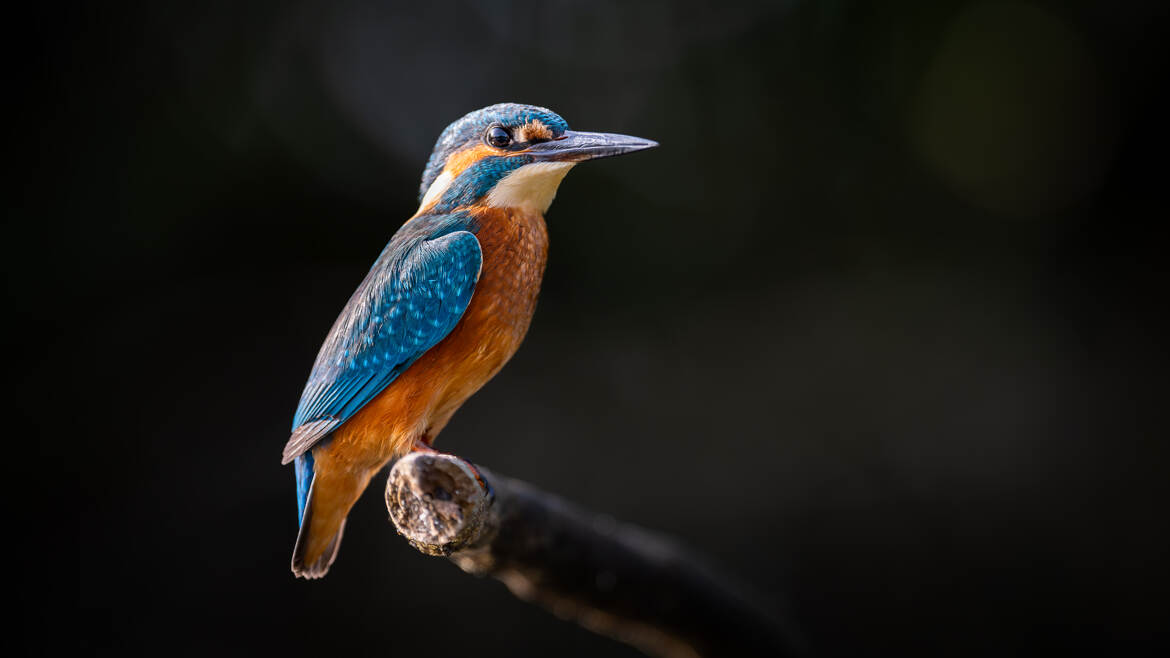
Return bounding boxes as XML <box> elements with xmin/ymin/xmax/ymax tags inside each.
<box><xmin>281</xmin><ymin>103</ymin><xmax>657</xmax><ymax>578</ymax></box>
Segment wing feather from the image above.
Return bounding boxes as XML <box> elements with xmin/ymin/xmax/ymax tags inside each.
<box><xmin>281</xmin><ymin>228</ymin><xmax>482</xmax><ymax>464</ymax></box>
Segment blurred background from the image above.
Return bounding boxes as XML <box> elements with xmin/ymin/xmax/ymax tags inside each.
<box><xmin>14</xmin><ymin>0</ymin><xmax>1167</xmax><ymax>655</ymax></box>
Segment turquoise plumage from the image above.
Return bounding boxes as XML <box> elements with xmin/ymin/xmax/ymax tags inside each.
<box><xmin>283</xmin><ymin>214</ymin><xmax>483</xmax><ymax>521</ymax></box>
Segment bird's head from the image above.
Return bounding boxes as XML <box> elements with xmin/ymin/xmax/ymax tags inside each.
<box><xmin>416</xmin><ymin>103</ymin><xmax>657</xmax><ymax>216</ymax></box>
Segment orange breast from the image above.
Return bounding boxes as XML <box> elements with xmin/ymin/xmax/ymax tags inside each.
<box><xmin>318</xmin><ymin>206</ymin><xmax>549</xmax><ymax>474</ymax></box>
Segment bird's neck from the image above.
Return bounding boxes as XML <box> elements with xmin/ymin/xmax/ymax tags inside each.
<box><xmin>482</xmin><ymin>162</ymin><xmax>574</xmax><ymax>214</ymax></box>
<box><xmin>415</xmin><ymin>162</ymin><xmax>575</xmax><ymax>218</ymax></box>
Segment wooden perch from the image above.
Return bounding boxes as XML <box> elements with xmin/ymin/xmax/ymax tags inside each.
<box><xmin>385</xmin><ymin>452</ymin><xmax>800</xmax><ymax>657</ymax></box>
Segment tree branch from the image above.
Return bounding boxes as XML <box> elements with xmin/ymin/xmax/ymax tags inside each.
<box><xmin>385</xmin><ymin>452</ymin><xmax>800</xmax><ymax>657</ymax></box>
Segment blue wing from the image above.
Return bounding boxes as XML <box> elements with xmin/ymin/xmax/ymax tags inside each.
<box><xmin>281</xmin><ymin>227</ymin><xmax>482</xmax><ymax>464</ymax></box>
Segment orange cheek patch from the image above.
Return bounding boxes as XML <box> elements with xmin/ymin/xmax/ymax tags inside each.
<box><xmin>444</xmin><ymin>144</ymin><xmax>497</xmax><ymax>177</ymax></box>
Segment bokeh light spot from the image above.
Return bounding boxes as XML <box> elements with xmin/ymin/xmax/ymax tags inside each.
<box><xmin>910</xmin><ymin>2</ymin><xmax>1115</xmax><ymax>217</ymax></box>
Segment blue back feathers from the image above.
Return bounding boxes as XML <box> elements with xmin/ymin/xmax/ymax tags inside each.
<box><xmin>282</xmin><ymin>211</ymin><xmax>483</xmax><ymax>472</ymax></box>
<box><xmin>419</xmin><ymin>103</ymin><xmax>569</xmax><ymax>202</ymax></box>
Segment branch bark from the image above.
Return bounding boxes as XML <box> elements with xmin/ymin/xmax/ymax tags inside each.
<box><xmin>385</xmin><ymin>452</ymin><xmax>801</xmax><ymax>657</ymax></box>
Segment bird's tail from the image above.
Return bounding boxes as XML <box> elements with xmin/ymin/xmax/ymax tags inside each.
<box><xmin>291</xmin><ymin>453</ymin><xmax>347</xmax><ymax>579</ymax></box>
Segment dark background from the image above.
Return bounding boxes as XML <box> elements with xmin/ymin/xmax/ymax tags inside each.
<box><xmin>14</xmin><ymin>0</ymin><xmax>1167</xmax><ymax>655</ymax></box>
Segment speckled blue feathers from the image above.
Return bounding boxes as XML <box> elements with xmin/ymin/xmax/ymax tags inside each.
<box><xmin>419</xmin><ymin>103</ymin><xmax>569</xmax><ymax>201</ymax></box>
<box><xmin>430</xmin><ymin>155</ymin><xmax>534</xmax><ymax>214</ymax></box>
<box><xmin>281</xmin><ymin>212</ymin><xmax>482</xmax><ymax>465</ymax></box>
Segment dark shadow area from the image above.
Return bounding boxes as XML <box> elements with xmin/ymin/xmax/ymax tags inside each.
<box><xmin>12</xmin><ymin>0</ymin><xmax>1166</xmax><ymax>655</ymax></box>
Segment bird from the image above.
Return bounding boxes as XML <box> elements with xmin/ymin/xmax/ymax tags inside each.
<box><xmin>281</xmin><ymin>103</ymin><xmax>657</xmax><ymax>578</ymax></box>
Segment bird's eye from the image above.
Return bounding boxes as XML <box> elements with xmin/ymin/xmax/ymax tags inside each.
<box><xmin>486</xmin><ymin>126</ymin><xmax>512</xmax><ymax>148</ymax></box>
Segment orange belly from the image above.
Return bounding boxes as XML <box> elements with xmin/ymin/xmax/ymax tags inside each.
<box><xmin>313</xmin><ymin>205</ymin><xmax>549</xmax><ymax>477</ymax></box>
<box><xmin>298</xmin><ymin>206</ymin><xmax>548</xmax><ymax>568</ymax></box>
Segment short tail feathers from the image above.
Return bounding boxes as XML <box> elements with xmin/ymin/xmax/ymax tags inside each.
<box><xmin>291</xmin><ymin>475</ymin><xmax>347</xmax><ymax>579</ymax></box>
<box><xmin>291</xmin><ymin>452</ymin><xmax>346</xmax><ymax>579</ymax></box>
<box><xmin>292</xmin><ymin>513</ymin><xmax>345</xmax><ymax>579</ymax></box>
<box><xmin>294</xmin><ymin>453</ymin><xmax>315</xmax><ymax>523</ymax></box>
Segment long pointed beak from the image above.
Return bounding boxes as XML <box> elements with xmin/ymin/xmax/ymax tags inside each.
<box><xmin>526</xmin><ymin>130</ymin><xmax>658</xmax><ymax>162</ymax></box>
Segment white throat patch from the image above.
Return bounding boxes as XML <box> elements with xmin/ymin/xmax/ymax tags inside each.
<box><xmin>417</xmin><ymin>169</ymin><xmax>454</xmax><ymax>214</ymax></box>
<box><xmin>485</xmin><ymin>162</ymin><xmax>576</xmax><ymax>213</ymax></box>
